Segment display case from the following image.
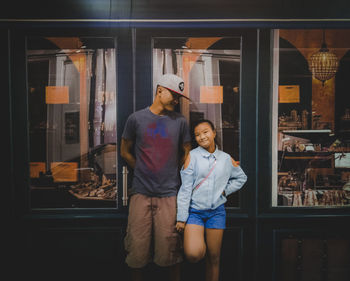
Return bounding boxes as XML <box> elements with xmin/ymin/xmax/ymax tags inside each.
<box><xmin>277</xmin><ymin>129</ymin><xmax>350</xmax><ymax>206</ymax></box>
<box><xmin>272</xmin><ymin>29</ymin><xmax>350</xmax><ymax>207</ymax></box>
<box><xmin>27</xmin><ymin>36</ymin><xmax>118</xmax><ymax>209</ymax></box>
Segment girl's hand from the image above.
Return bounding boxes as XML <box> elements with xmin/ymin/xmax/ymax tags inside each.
<box><xmin>176</xmin><ymin>221</ymin><xmax>186</xmax><ymax>233</ymax></box>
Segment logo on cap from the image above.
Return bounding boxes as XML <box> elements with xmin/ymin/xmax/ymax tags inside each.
<box><xmin>179</xmin><ymin>82</ymin><xmax>184</xmax><ymax>92</ymax></box>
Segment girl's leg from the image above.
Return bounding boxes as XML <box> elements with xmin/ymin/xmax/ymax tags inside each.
<box><xmin>205</xmin><ymin>228</ymin><xmax>224</xmax><ymax>281</ymax></box>
<box><xmin>183</xmin><ymin>224</ymin><xmax>206</xmax><ymax>263</ymax></box>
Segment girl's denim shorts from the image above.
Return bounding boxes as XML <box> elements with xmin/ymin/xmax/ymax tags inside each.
<box><xmin>187</xmin><ymin>204</ymin><xmax>226</xmax><ymax>229</ymax></box>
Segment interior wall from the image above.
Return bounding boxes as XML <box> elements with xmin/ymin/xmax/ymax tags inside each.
<box><xmin>279</xmin><ymin>30</ymin><xmax>350</xmax><ymax>131</ymax></box>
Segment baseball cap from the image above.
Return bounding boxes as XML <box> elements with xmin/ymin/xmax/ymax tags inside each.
<box><xmin>157</xmin><ymin>74</ymin><xmax>189</xmax><ymax>100</ymax></box>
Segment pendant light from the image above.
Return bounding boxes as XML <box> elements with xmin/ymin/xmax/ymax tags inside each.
<box><xmin>309</xmin><ymin>30</ymin><xmax>339</xmax><ymax>86</ymax></box>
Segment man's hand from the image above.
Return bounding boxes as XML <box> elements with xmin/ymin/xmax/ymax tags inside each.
<box><xmin>176</xmin><ymin>221</ymin><xmax>185</xmax><ymax>233</ymax></box>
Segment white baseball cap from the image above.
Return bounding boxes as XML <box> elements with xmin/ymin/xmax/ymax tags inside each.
<box><xmin>157</xmin><ymin>74</ymin><xmax>189</xmax><ymax>100</ymax></box>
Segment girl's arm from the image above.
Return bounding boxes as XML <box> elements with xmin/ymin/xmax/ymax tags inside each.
<box><xmin>224</xmin><ymin>157</ymin><xmax>247</xmax><ymax>197</ymax></box>
<box><xmin>176</xmin><ymin>154</ymin><xmax>195</xmax><ymax>225</ymax></box>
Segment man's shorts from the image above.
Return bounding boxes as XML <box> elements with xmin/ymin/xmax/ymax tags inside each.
<box><xmin>124</xmin><ymin>193</ymin><xmax>183</xmax><ymax>268</ymax></box>
<box><xmin>187</xmin><ymin>204</ymin><xmax>226</xmax><ymax>229</ymax></box>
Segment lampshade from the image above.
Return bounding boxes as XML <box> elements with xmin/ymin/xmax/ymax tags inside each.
<box><xmin>309</xmin><ymin>31</ymin><xmax>339</xmax><ymax>85</ymax></box>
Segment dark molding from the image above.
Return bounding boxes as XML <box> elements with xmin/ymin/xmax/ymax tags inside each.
<box><xmin>1</xmin><ymin>0</ymin><xmax>350</xmax><ymax>21</ymax></box>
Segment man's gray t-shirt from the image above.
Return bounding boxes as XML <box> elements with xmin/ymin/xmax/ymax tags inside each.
<box><xmin>122</xmin><ymin>107</ymin><xmax>191</xmax><ymax>197</ymax></box>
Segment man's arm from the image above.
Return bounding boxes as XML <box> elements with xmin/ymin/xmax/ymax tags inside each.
<box><xmin>181</xmin><ymin>142</ymin><xmax>191</xmax><ymax>167</ymax></box>
<box><xmin>120</xmin><ymin>138</ymin><xmax>136</xmax><ymax>169</ymax></box>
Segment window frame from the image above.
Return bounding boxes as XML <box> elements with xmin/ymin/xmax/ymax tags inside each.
<box><xmin>258</xmin><ymin>28</ymin><xmax>350</xmax><ymax>215</ymax></box>
<box><xmin>10</xmin><ymin>26</ymin><xmax>133</xmax><ymax>217</ymax></box>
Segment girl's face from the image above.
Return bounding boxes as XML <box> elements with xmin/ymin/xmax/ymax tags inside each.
<box><xmin>194</xmin><ymin>122</ymin><xmax>216</xmax><ymax>152</ymax></box>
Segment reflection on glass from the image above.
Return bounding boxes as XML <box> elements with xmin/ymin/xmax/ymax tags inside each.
<box><xmin>273</xmin><ymin>29</ymin><xmax>350</xmax><ymax>207</ymax></box>
<box><xmin>153</xmin><ymin>37</ymin><xmax>241</xmax><ymax>207</ymax></box>
<box><xmin>27</xmin><ymin>37</ymin><xmax>117</xmax><ymax>208</ymax></box>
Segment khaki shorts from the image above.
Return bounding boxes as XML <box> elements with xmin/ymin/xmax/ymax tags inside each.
<box><xmin>124</xmin><ymin>193</ymin><xmax>183</xmax><ymax>268</ymax></box>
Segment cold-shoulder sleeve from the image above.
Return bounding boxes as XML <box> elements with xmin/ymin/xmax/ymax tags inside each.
<box><xmin>177</xmin><ymin>152</ymin><xmax>195</xmax><ymax>222</ymax></box>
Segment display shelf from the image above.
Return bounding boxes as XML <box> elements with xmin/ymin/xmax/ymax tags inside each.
<box><xmin>68</xmin><ymin>190</ymin><xmax>115</xmax><ymax>201</ymax></box>
<box><xmin>282</xmin><ymin>129</ymin><xmax>332</xmax><ymax>134</ymax></box>
<box><xmin>282</xmin><ymin>129</ymin><xmax>334</xmax><ymax>142</ymax></box>
<box><xmin>280</xmin><ymin>151</ymin><xmax>334</xmax><ymax>155</ymax></box>
<box><xmin>279</xmin><ymin>151</ymin><xmax>334</xmax><ymax>159</ymax></box>
<box><xmin>314</xmin><ymin>186</ymin><xmax>344</xmax><ymax>189</ymax></box>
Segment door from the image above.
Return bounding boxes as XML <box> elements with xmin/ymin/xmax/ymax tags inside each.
<box><xmin>135</xmin><ymin>28</ymin><xmax>257</xmax><ymax>210</ymax></box>
<box><xmin>133</xmin><ymin>28</ymin><xmax>257</xmax><ymax>281</ymax></box>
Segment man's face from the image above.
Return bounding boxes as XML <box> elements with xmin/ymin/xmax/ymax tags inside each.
<box><xmin>158</xmin><ymin>86</ymin><xmax>180</xmax><ymax>111</ymax></box>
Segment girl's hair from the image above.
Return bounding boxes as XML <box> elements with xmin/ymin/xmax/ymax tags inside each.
<box><xmin>193</xmin><ymin>119</ymin><xmax>215</xmax><ymax>132</ymax></box>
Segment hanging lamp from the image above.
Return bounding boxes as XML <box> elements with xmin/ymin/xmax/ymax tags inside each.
<box><xmin>309</xmin><ymin>30</ymin><xmax>339</xmax><ymax>86</ymax></box>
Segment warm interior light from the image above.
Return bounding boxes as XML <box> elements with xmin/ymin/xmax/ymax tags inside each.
<box><xmin>309</xmin><ymin>30</ymin><xmax>339</xmax><ymax>86</ymax></box>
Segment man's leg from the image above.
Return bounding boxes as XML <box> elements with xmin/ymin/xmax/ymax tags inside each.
<box><xmin>130</xmin><ymin>268</ymin><xmax>143</xmax><ymax>281</ymax></box>
<box><xmin>153</xmin><ymin>196</ymin><xmax>183</xmax><ymax>281</ymax></box>
<box><xmin>168</xmin><ymin>262</ymin><xmax>181</xmax><ymax>281</ymax></box>
<box><xmin>124</xmin><ymin>194</ymin><xmax>152</xmax><ymax>281</ymax></box>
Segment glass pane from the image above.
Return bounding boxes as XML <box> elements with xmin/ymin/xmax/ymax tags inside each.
<box><xmin>152</xmin><ymin>37</ymin><xmax>241</xmax><ymax>207</ymax></box>
<box><xmin>272</xmin><ymin>29</ymin><xmax>350</xmax><ymax>207</ymax></box>
<box><xmin>27</xmin><ymin>37</ymin><xmax>118</xmax><ymax>208</ymax></box>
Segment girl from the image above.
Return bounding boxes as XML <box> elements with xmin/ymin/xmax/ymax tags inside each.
<box><xmin>176</xmin><ymin>119</ymin><xmax>247</xmax><ymax>281</ymax></box>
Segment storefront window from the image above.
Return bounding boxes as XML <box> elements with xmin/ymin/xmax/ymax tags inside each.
<box><xmin>27</xmin><ymin>37</ymin><xmax>117</xmax><ymax>208</ymax></box>
<box><xmin>272</xmin><ymin>29</ymin><xmax>350</xmax><ymax>207</ymax></box>
<box><xmin>153</xmin><ymin>37</ymin><xmax>241</xmax><ymax>207</ymax></box>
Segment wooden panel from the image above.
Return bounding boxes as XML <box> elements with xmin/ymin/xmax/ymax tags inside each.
<box><xmin>258</xmin><ymin>220</ymin><xmax>350</xmax><ymax>281</ymax></box>
<box><xmin>0</xmin><ymin>0</ymin><xmax>111</xmax><ymax>19</ymax></box>
<box><xmin>279</xmin><ymin>237</ymin><xmax>350</xmax><ymax>281</ymax></box>
<box><xmin>2</xmin><ymin>0</ymin><xmax>350</xmax><ymax>21</ymax></box>
<box><xmin>327</xmin><ymin>239</ymin><xmax>350</xmax><ymax>280</ymax></box>
<box><xmin>20</xmin><ymin>226</ymin><xmax>127</xmax><ymax>279</ymax></box>
<box><xmin>16</xmin><ymin>224</ymin><xmax>246</xmax><ymax>281</ymax></box>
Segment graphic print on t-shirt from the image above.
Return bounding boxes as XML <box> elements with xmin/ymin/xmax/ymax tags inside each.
<box><xmin>141</xmin><ymin>120</ymin><xmax>173</xmax><ymax>173</ymax></box>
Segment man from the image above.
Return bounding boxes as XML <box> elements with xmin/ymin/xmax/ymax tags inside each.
<box><xmin>120</xmin><ymin>74</ymin><xmax>191</xmax><ymax>281</ymax></box>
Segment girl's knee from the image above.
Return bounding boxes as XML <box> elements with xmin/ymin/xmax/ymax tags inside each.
<box><xmin>185</xmin><ymin>249</ymin><xmax>206</xmax><ymax>263</ymax></box>
<box><xmin>207</xmin><ymin>253</ymin><xmax>220</xmax><ymax>265</ymax></box>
